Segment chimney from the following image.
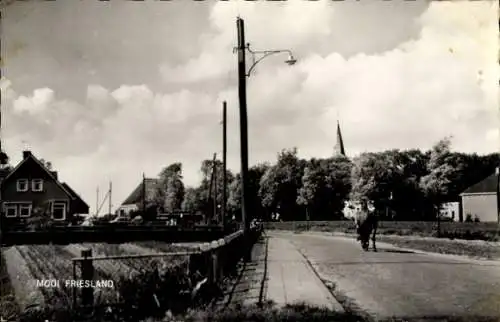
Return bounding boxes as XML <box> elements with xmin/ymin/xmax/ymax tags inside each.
<box><xmin>50</xmin><ymin>171</ymin><xmax>58</xmax><ymax>180</ymax></box>
<box><xmin>22</xmin><ymin>151</ymin><xmax>32</xmax><ymax>159</ymax></box>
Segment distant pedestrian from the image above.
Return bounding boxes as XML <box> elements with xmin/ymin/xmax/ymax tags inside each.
<box><xmin>354</xmin><ymin>200</ymin><xmax>378</xmax><ymax>251</ymax></box>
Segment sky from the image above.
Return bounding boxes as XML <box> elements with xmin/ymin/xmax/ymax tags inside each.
<box><xmin>1</xmin><ymin>0</ymin><xmax>498</xmax><ymax>215</ymax></box>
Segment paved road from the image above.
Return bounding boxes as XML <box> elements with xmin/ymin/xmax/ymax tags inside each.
<box><xmin>271</xmin><ymin>231</ymin><xmax>500</xmax><ymax>321</ymax></box>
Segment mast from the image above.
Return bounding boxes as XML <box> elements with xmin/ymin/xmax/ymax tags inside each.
<box><xmin>96</xmin><ymin>187</ymin><xmax>100</xmax><ymax>216</ymax></box>
<box><xmin>108</xmin><ymin>181</ymin><xmax>112</xmax><ymax>215</ymax></box>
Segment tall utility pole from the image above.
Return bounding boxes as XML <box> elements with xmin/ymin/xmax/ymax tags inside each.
<box><xmin>222</xmin><ymin>101</ymin><xmax>227</xmax><ymax>231</ymax></box>
<box><xmin>214</xmin><ymin>161</ymin><xmax>218</xmax><ymax>223</ymax></box>
<box><xmin>236</xmin><ymin>17</ymin><xmax>250</xmax><ymax>236</ymax></box>
<box><xmin>496</xmin><ymin>167</ymin><xmax>499</xmax><ymax>222</ymax></box>
<box><xmin>142</xmin><ymin>173</ymin><xmax>146</xmax><ymax>215</ymax></box>
<box><xmin>207</xmin><ymin>153</ymin><xmax>217</xmax><ymax>224</ymax></box>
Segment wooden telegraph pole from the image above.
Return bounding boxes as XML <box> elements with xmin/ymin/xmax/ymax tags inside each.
<box><xmin>222</xmin><ymin>101</ymin><xmax>227</xmax><ymax>231</ymax></box>
<box><xmin>236</xmin><ymin>17</ymin><xmax>250</xmax><ymax>236</ymax></box>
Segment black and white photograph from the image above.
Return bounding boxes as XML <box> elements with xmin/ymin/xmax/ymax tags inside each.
<box><xmin>0</xmin><ymin>0</ymin><xmax>499</xmax><ymax>321</ymax></box>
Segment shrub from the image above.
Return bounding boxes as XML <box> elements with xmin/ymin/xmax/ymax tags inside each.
<box><xmin>182</xmin><ymin>302</ymin><xmax>363</xmax><ymax>322</ymax></box>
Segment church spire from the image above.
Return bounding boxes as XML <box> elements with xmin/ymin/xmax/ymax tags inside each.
<box><xmin>334</xmin><ymin>120</ymin><xmax>345</xmax><ymax>157</ymax></box>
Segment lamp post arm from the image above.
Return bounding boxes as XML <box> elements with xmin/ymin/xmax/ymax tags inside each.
<box><xmin>246</xmin><ymin>49</ymin><xmax>294</xmax><ymax>77</ymax></box>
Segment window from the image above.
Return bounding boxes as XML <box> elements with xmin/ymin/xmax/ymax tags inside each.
<box><xmin>16</xmin><ymin>179</ymin><xmax>28</xmax><ymax>192</ymax></box>
<box><xmin>19</xmin><ymin>203</ymin><xmax>32</xmax><ymax>217</ymax></box>
<box><xmin>52</xmin><ymin>202</ymin><xmax>67</xmax><ymax>221</ymax></box>
<box><xmin>32</xmin><ymin>179</ymin><xmax>44</xmax><ymax>192</ymax></box>
<box><xmin>4</xmin><ymin>203</ymin><xmax>17</xmax><ymax>218</ymax></box>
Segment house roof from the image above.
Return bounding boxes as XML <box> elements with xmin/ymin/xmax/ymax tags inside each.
<box><xmin>460</xmin><ymin>173</ymin><xmax>498</xmax><ymax>195</ymax></box>
<box><xmin>121</xmin><ymin>178</ymin><xmax>160</xmax><ymax>206</ymax></box>
<box><xmin>61</xmin><ymin>182</ymin><xmax>90</xmax><ymax>212</ymax></box>
<box><xmin>2</xmin><ymin>152</ymin><xmax>75</xmax><ymax>198</ymax></box>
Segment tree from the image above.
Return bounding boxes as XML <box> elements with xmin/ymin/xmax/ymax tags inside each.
<box><xmin>259</xmin><ymin>148</ymin><xmax>306</xmax><ymax>221</ymax></box>
<box><xmin>297</xmin><ymin>161</ymin><xmax>322</xmax><ymax>219</ymax></box>
<box><xmin>350</xmin><ymin>152</ymin><xmax>403</xmax><ymax>217</ymax></box>
<box><xmin>184</xmin><ymin>158</ymin><xmax>234</xmax><ymax>221</ymax></box>
<box><xmin>379</xmin><ymin>149</ymin><xmax>429</xmax><ymax>220</ymax></box>
<box><xmin>449</xmin><ymin>152</ymin><xmax>500</xmax><ymax>201</ymax></box>
<box><xmin>323</xmin><ymin>156</ymin><xmax>353</xmax><ymax>218</ymax></box>
<box><xmin>419</xmin><ymin>137</ymin><xmax>456</xmax><ymax>220</ymax></box>
<box><xmin>155</xmin><ymin>163</ymin><xmax>185</xmax><ymax>213</ymax></box>
<box><xmin>228</xmin><ymin>163</ymin><xmax>270</xmax><ymax>220</ymax></box>
<box><xmin>297</xmin><ymin>156</ymin><xmax>352</xmax><ymax>220</ymax></box>
<box><xmin>182</xmin><ymin>187</ymin><xmax>204</xmax><ymax>214</ymax></box>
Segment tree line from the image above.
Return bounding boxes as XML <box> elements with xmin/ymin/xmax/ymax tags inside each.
<box><xmin>148</xmin><ymin>137</ymin><xmax>499</xmax><ymax>222</ymax></box>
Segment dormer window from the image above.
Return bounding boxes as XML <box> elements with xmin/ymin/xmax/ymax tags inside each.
<box><xmin>16</xmin><ymin>179</ymin><xmax>28</xmax><ymax>192</ymax></box>
<box><xmin>32</xmin><ymin>179</ymin><xmax>44</xmax><ymax>192</ymax></box>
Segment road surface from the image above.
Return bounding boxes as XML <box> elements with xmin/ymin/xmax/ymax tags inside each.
<box><xmin>271</xmin><ymin>231</ymin><xmax>500</xmax><ymax>321</ymax></box>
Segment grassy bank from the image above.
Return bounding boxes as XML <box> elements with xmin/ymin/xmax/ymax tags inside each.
<box><xmin>376</xmin><ymin>235</ymin><xmax>500</xmax><ymax>260</ymax></box>
<box><xmin>11</xmin><ymin>291</ymin><xmax>498</xmax><ymax>322</ymax></box>
<box><xmin>264</xmin><ymin>221</ymin><xmax>500</xmax><ymax>242</ymax></box>
<box><xmin>180</xmin><ymin>302</ymin><xmax>363</xmax><ymax>322</ymax></box>
<box><xmin>0</xmin><ymin>251</ymin><xmax>20</xmax><ymax>321</ymax></box>
<box><xmin>148</xmin><ymin>302</ymin><xmax>498</xmax><ymax>322</ymax></box>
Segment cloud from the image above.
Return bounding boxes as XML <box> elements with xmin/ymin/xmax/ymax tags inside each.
<box><xmin>13</xmin><ymin>88</ymin><xmax>55</xmax><ymax>115</ymax></box>
<box><xmin>2</xmin><ymin>1</ymin><xmax>212</xmax><ymax>98</ymax></box>
<box><xmin>1</xmin><ymin>1</ymin><xmax>497</xmax><ymax>214</ymax></box>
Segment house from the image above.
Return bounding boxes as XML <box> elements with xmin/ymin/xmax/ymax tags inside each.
<box><xmin>60</xmin><ymin>182</ymin><xmax>90</xmax><ymax>218</ymax></box>
<box><xmin>0</xmin><ymin>151</ymin><xmax>89</xmax><ymax>226</ymax></box>
<box><xmin>439</xmin><ymin>202</ymin><xmax>460</xmax><ymax>221</ymax></box>
<box><xmin>116</xmin><ymin>178</ymin><xmax>159</xmax><ymax>217</ymax></box>
<box><xmin>459</xmin><ymin>171</ymin><xmax>499</xmax><ymax>223</ymax></box>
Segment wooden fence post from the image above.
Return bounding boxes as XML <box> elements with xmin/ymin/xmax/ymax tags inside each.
<box><xmin>209</xmin><ymin>241</ymin><xmax>219</xmax><ymax>284</ymax></box>
<box><xmin>81</xmin><ymin>249</ymin><xmax>94</xmax><ymax>307</ymax></box>
<box><xmin>212</xmin><ymin>250</ymin><xmax>219</xmax><ymax>283</ymax></box>
<box><xmin>217</xmin><ymin>239</ymin><xmax>225</xmax><ymax>281</ymax></box>
<box><xmin>206</xmin><ymin>250</ymin><xmax>214</xmax><ymax>285</ymax></box>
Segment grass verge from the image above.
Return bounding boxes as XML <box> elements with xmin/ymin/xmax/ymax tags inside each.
<box><xmin>142</xmin><ymin>302</ymin><xmax>499</xmax><ymax>322</ymax></box>
<box><xmin>376</xmin><ymin>235</ymin><xmax>500</xmax><ymax>260</ymax></box>
<box><xmin>0</xmin><ymin>251</ymin><xmax>20</xmax><ymax>320</ymax></box>
<box><xmin>165</xmin><ymin>302</ymin><xmax>366</xmax><ymax>322</ymax></box>
<box><xmin>266</xmin><ymin>221</ymin><xmax>500</xmax><ymax>242</ymax></box>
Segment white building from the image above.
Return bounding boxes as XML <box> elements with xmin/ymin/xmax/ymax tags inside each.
<box><xmin>439</xmin><ymin>202</ymin><xmax>460</xmax><ymax>221</ymax></box>
<box><xmin>459</xmin><ymin>172</ymin><xmax>498</xmax><ymax>223</ymax></box>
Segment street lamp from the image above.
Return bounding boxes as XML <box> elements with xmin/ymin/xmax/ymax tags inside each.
<box><xmin>244</xmin><ymin>45</ymin><xmax>298</xmax><ymax>76</ymax></box>
<box><xmin>235</xmin><ymin>17</ymin><xmax>297</xmax><ymax>240</ymax></box>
